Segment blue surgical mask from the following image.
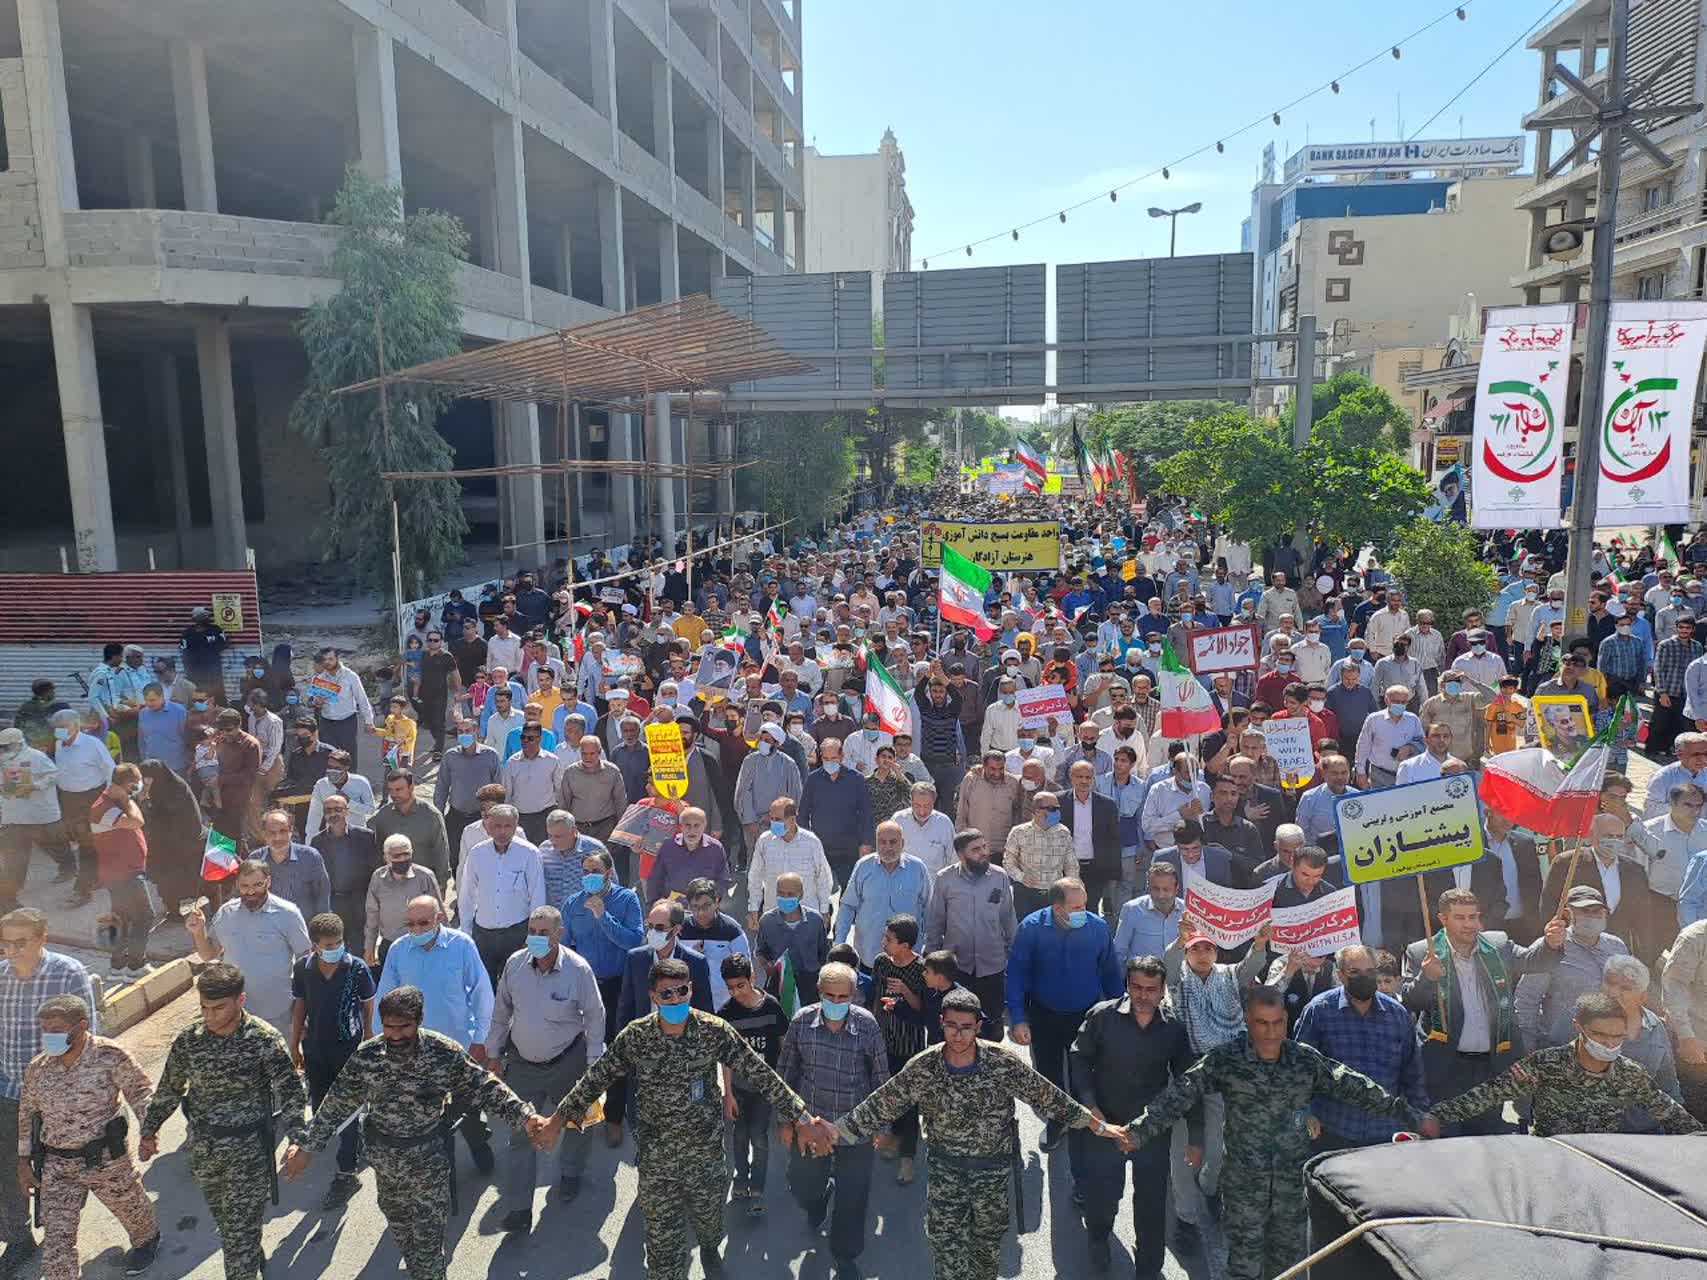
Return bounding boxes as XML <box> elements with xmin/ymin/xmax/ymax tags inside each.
<box><xmin>776</xmin><ymin>895</ymin><xmax>801</xmax><ymax>914</ymax></box>
<box><xmin>823</xmin><ymin>761</ymin><xmax>841</xmax><ymax>776</ymax></box>
<box><xmin>820</xmin><ymin>998</ymin><xmax>851</xmax><ymax>1020</ymax></box>
<box><xmin>40</xmin><ymin>1032</ymin><xmax>71</xmax><ymax>1056</ymax></box>
<box><xmin>657</xmin><ymin>1000</ymin><xmax>692</xmax><ymax>1025</ymax></box>
<box><xmin>582</xmin><ymin>873</ymin><xmax>606</xmax><ymax>895</ymax></box>
<box><xmin>52</xmin><ymin>727</ymin><xmax>69</xmax><ymax>743</ymax></box>
<box><xmin>193</xmin><ymin>701</ymin><xmax>208</xmax><ymax>712</ymax></box>
<box><xmin>1044</xmin><ymin>811</ymin><xmax>1061</xmax><ymax>827</ymax></box>
<box><xmin>1067</xmin><ymin>910</ymin><xmax>1089</xmax><ymax>929</ymax></box>
<box><xmin>863</xmin><ymin>729</ymin><xmax>879</xmax><ymax>741</ymax></box>
<box><xmin>525</xmin><ymin>934</ymin><xmax>553</xmax><ymax>959</ymax></box>
<box><xmin>458</xmin><ymin>733</ymin><xmax>475</xmax><ymax>749</ymax></box>
<box><xmin>1386</xmin><ymin>703</ymin><xmax>1405</xmax><ymax>718</ymax></box>
<box><xmin>318</xmin><ymin>945</ymin><xmax>347</xmax><ymax>965</ymax></box>
<box><xmin>410</xmin><ymin>927</ymin><xmax>439</xmax><ymax>950</ymax></box>
<box><xmin>770</xmin><ymin>820</ymin><xmax>787</xmax><ymax>836</ymax></box>
<box><xmin>285</xmin><ymin>694</ymin><xmax>299</xmax><ymax>705</ymax></box>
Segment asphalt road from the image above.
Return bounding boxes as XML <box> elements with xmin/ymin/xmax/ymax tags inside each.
<box><xmin>61</xmin><ymin>986</ymin><xmax>1224</xmax><ymax>1280</ymax></box>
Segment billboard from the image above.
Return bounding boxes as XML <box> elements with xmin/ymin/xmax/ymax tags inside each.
<box><xmin>883</xmin><ymin>265</ymin><xmax>1047</xmax><ymax>404</ymax></box>
<box><xmin>1283</xmin><ymin>137</ymin><xmax>1524</xmax><ymax>181</ymax></box>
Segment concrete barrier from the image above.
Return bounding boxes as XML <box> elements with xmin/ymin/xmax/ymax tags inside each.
<box><xmin>100</xmin><ymin>958</ymin><xmax>195</xmax><ymax>1035</ymax></box>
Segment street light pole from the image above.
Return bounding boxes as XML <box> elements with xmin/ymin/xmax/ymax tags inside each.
<box><xmin>1147</xmin><ymin>202</ymin><xmax>1203</xmax><ymax>257</ymax></box>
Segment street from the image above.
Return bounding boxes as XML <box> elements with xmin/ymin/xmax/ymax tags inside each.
<box><xmin>72</xmin><ymin>987</ymin><xmax>1218</xmax><ymax>1280</ymax></box>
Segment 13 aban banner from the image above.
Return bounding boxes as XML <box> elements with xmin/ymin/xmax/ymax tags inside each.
<box><xmin>1594</xmin><ymin>302</ymin><xmax>1707</xmax><ymax>526</ymax></box>
<box><xmin>1471</xmin><ymin>304</ymin><xmax>1574</xmax><ymax>530</ymax></box>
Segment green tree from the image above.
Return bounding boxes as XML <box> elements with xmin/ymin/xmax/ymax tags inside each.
<box><xmin>1084</xmin><ymin>400</ymin><xmax>1236</xmax><ymax>495</ymax></box>
<box><xmin>751</xmin><ymin>412</ymin><xmax>857</xmax><ymax>527</ymax></box>
<box><xmin>291</xmin><ymin>167</ymin><xmax>469</xmax><ymax>593</ymax></box>
<box><xmin>1384</xmin><ymin>519</ymin><xmax>1499</xmax><ymax>626</ymax></box>
<box><xmin>898</xmin><ymin>439</ymin><xmax>943</xmax><ymax>488</ymax></box>
<box><xmin>1285</xmin><ymin>371</ymin><xmax>1412</xmax><ymax>454</ymax></box>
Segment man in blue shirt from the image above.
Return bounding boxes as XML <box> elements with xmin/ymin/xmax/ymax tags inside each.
<box><xmin>137</xmin><ymin>684</ymin><xmax>190</xmax><ymax>776</ymax></box>
<box><xmin>562</xmin><ymin>845</ymin><xmax>642</xmax><ymax>1145</ymax></box>
<box><xmin>833</xmin><ymin>823</ymin><xmax>932</xmax><ymax>965</ymax></box>
<box><xmin>1113</xmin><ymin>860</ymin><xmax>1185</xmax><ymax>965</ymax></box>
<box><xmin>373</xmin><ymin>894</ymin><xmax>497</xmax><ymax>1171</ymax></box>
<box><xmin>1293</xmin><ymin>944</ymin><xmax>1431</xmax><ymax>1151</ymax></box>
<box><xmin>1006</xmin><ymin>877</ymin><xmax>1122</xmax><ymax>1156</ymax></box>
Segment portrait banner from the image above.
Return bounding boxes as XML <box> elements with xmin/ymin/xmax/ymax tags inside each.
<box><xmin>1471</xmin><ymin>305</ymin><xmax>1574</xmax><ymax>530</ymax></box>
<box><xmin>1595</xmin><ymin>302</ymin><xmax>1707</xmax><ymax>525</ymax></box>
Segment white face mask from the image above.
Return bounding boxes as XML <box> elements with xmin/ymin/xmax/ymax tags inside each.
<box><xmin>1580</xmin><ymin>1034</ymin><xmax>1623</xmax><ymax>1063</ymax></box>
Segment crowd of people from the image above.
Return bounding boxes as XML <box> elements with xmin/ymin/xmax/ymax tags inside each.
<box><xmin>3</xmin><ymin>484</ymin><xmax>1707</xmax><ymax>1280</ymax></box>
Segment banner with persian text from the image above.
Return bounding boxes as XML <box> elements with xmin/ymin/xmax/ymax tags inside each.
<box><xmin>1471</xmin><ymin>305</ymin><xmax>1574</xmax><ymax>530</ymax></box>
<box><xmin>1594</xmin><ymin>302</ymin><xmax>1707</xmax><ymax>526</ymax></box>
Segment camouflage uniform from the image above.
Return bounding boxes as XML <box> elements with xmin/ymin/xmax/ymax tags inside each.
<box><xmin>141</xmin><ymin>1014</ymin><xmax>307</xmax><ymax>1280</ymax></box>
<box><xmin>833</xmin><ymin>1042</ymin><xmax>1095</xmax><ymax>1280</ymax></box>
<box><xmin>302</xmin><ymin>1030</ymin><xmax>534</xmax><ymax>1280</ymax></box>
<box><xmin>1128</xmin><ymin>1033</ymin><xmax>1419</xmax><ymax>1280</ymax></box>
<box><xmin>19</xmin><ymin>1037</ymin><xmax>158</xmax><ymax>1280</ymax></box>
<box><xmin>1430</xmin><ymin>1042</ymin><xmax>1704</xmax><ymax>1137</ymax></box>
<box><xmin>553</xmin><ymin>1011</ymin><xmax>807</xmax><ymax>1280</ymax></box>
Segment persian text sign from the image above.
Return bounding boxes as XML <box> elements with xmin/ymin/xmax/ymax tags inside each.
<box><xmin>1472</xmin><ymin>305</ymin><xmax>1574</xmax><ymax>530</ymax></box>
<box><xmin>1182</xmin><ymin>875</ymin><xmax>1277</xmax><ymax>949</ymax></box>
<box><xmin>1595</xmin><ymin>302</ymin><xmax>1707</xmax><ymax>525</ymax></box>
<box><xmin>645</xmin><ymin>723</ymin><xmax>689</xmax><ymax>800</ymax></box>
<box><xmin>1335</xmin><ymin>774</ymin><xmax>1485</xmax><ymax>885</ymax></box>
<box><xmin>920</xmin><ymin>521</ymin><xmax>1063</xmax><ymax>572</ymax></box>
<box><xmin>1262</xmin><ymin>717</ymin><xmax>1315</xmax><ymax>788</ymax></box>
<box><xmin>1270</xmin><ymin>887</ymin><xmax>1360</xmax><ymax>957</ymax></box>
<box><xmin>1014</xmin><ymin>683</ymin><xmax>1071</xmax><ymax>731</ymax></box>
<box><xmin>1186</xmin><ymin>625</ymin><xmax>1261</xmax><ymax>674</ymax></box>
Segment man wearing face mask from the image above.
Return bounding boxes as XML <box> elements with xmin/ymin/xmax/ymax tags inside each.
<box><xmin>734</xmin><ymin>724</ymin><xmax>805</xmax><ymax>857</ymax></box>
<box><xmin>286</xmin><ymin>913</ymin><xmax>376</xmax><ymax>1209</ymax></box>
<box><xmin>1006</xmin><ymin>878</ymin><xmax>1121</xmax><ymax>1160</ymax></box>
<box><xmin>1517</xmin><ymin>885</ymin><xmax>1633</xmax><ymax>1050</ymax></box>
<box><xmin>304</xmin><ymin>748</ymin><xmax>375</xmax><ymax>840</ymax></box>
<box><xmin>1372</xmin><ymin>635</ymin><xmax>1425</xmax><ymax>711</ymax></box>
<box><xmin>1353</xmin><ymin>686</ymin><xmax>1423</xmax><ymax>789</ymax></box>
<box><xmin>19</xmin><ymin>993</ymin><xmax>159</xmax><ymax>1277</ymax></box>
<box><xmin>46</xmin><ymin>710</ymin><xmax>114</xmax><ymax>908</ymax></box>
<box><xmin>798</xmin><ymin>738</ymin><xmax>874</xmax><ymax>891</ymax></box>
<box><xmin>432</xmin><ymin>718</ymin><xmax>501</xmax><ymax>855</ymax></box>
<box><xmin>284</xmin><ymin>985</ymin><xmax>545</xmax><ymax>1272</ymax></box>
<box><xmin>1541</xmin><ymin>814</ymin><xmax>1655</xmax><ymax>958</ymax></box>
<box><xmin>1428</xmin><ymin>989</ymin><xmax>1700</xmax><ymax>1137</ymax></box>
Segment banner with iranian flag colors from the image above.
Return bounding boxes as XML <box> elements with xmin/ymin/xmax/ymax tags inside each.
<box><xmin>863</xmin><ymin>645</ymin><xmax>911</xmax><ymax>736</ymax></box>
<box><xmin>1471</xmin><ymin>305</ymin><xmax>1574</xmax><ymax>530</ymax></box>
<box><xmin>1594</xmin><ymin>302</ymin><xmax>1707</xmax><ymax>525</ymax></box>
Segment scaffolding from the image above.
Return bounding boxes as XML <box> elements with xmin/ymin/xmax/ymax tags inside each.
<box><xmin>335</xmin><ymin>295</ymin><xmax>814</xmax><ymax>626</ymax></box>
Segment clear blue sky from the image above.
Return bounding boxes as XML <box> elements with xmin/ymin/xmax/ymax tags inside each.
<box><xmin>801</xmin><ymin>0</ymin><xmax>1562</xmax><ymax>270</ymax></box>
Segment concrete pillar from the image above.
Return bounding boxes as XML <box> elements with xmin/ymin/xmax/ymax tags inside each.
<box><xmin>598</xmin><ymin>181</ymin><xmax>626</xmax><ymax>310</ymax></box>
<box><xmin>707</xmin><ymin>117</ymin><xmax>727</xmax><ymax>221</ymax></box>
<box><xmin>490</xmin><ymin>114</ymin><xmax>533</xmax><ymax>316</ymax></box>
<box><xmin>152</xmin><ymin>355</ymin><xmax>193</xmax><ymax>566</ymax></box>
<box><xmin>658</xmin><ymin>221</ymin><xmax>680</xmax><ymax>300</ymax></box>
<box><xmin>170</xmin><ymin>42</ymin><xmax>219</xmax><ymax>213</ymax></box>
<box><xmin>589</xmin><ymin>0</ymin><xmax>617</xmax><ymax>127</ymax></box>
<box><xmin>651</xmin><ymin>56</ymin><xmax>675</xmax><ymax>185</ymax></box>
<box><xmin>353</xmin><ymin>25</ymin><xmax>403</xmax><ymax>190</ymax></box>
<box><xmin>739</xmin><ymin>148</ymin><xmax>756</xmax><ymax>232</ymax></box>
<box><xmin>498</xmin><ymin>402</ymin><xmax>545</xmax><ymax>565</ymax></box>
<box><xmin>124</xmin><ymin>135</ymin><xmax>157</xmax><ymax>209</ymax></box>
<box><xmin>719</xmin><ymin>421</ymin><xmax>737</xmax><ymax>517</ymax></box>
<box><xmin>17</xmin><ymin>0</ymin><xmax>78</xmax><ymax>267</ymax></box>
<box><xmin>652</xmin><ymin>392</ymin><xmax>677</xmax><ymax>550</ymax></box>
<box><xmin>556</xmin><ymin>221</ymin><xmax>575</xmax><ymax>296</ymax></box>
<box><xmin>609</xmin><ymin>411</ymin><xmax>637</xmax><ymax>540</ymax></box>
<box><xmin>195</xmin><ymin>317</ymin><xmax>248</xmax><ymax>569</ymax></box>
<box><xmin>49</xmin><ymin>301</ymin><xmax>117</xmax><ymax>572</ymax></box>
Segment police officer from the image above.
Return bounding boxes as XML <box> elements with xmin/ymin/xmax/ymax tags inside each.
<box><xmin>283</xmin><ymin>985</ymin><xmax>545</xmax><ymax>1280</ymax></box>
<box><xmin>139</xmin><ymin>964</ymin><xmax>306</xmax><ymax>1280</ymax></box>
<box><xmin>540</xmin><ymin>956</ymin><xmax>826</xmax><ymax>1280</ymax></box>
<box><xmin>18</xmin><ymin>995</ymin><xmax>159</xmax><ymax>1279</ymax></box>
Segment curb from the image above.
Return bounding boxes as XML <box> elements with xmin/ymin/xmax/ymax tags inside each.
<box><xmin>100</xmin><ymin>958</ymin><xmax>196</xmax><ymax>1035</ymax></box>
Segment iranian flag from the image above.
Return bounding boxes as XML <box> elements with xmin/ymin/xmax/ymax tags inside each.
<box><xmin>939</xmin><ymin>545</ymin><xmax>995</xmax><ymax>640</ymax></box>
<box><xmin>1479</xmin><ymin>704</ymin><xmax>1620</xmax><ymax>837</ymax></box>
<box><xmin>1661</xmin><ymin>531</ymin><xmax>1683</xmax><ymax>569</ymax></box>
<box><xmin>1015</xmin><ymin>441</ymin><xmax>1048</xmax><ymax>480</ymax></box>
<box><xmin>202</xmin><ymin>829</ymin><xmax>240</xmax><ymax>881</ymax></box>
<box><xmin>775</xmin><ymin>951</ymin><xmax>802</xmax><ymax>1016</ymax></box>
<box><xmin>863</xmin><ymin>645</ymin><xmax>911</xmax><ymax>735</ymax></box>
<box><xmin>1158</xmin><ymin>639</ymin><xmax>1220</xmax><ymax>738</ymax></box>
<box><xmin>766</xmin><ymin>598</ymin><xmax>789</xmax><ymax>630</ymax></box>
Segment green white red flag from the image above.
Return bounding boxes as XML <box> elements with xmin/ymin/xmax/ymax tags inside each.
<box><xmin>863</xmin><ymin>645</ymin><xmax>911</xmax><ymax>735</ymax></box>
<box><xmin>1478</xmin><ymin>698</ymin><xmax>1622</xmax><ymax>836</ymax></box>
<box><xmin>1158</xmin><ymin>639</ymin><xmax>1219</xmax><ymax>738</ymax></box>
<box><xmin>939</xmin><ymin>545</ymin><xmax>995</xmax><ymax>640</ymax></box>
<box><xmin>202</xmin><ymin>829</ymin><xmax>240</xmax><ymax>881</ymax></box>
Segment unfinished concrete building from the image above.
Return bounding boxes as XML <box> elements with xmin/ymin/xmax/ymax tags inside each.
<box><xmin>0</xmin><ymin>0</ymin><xmax>804</xmax><ymax>572</ymax></box>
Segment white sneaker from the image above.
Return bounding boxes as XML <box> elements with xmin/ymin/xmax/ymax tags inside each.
<box><xmin>133</xmin><ymin>962</ymin><xmax>155</xmax><ymax>976</ymax></box>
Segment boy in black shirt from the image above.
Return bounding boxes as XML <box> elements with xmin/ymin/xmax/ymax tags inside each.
<box><xmin>894</xmin><ymin>949</ymin><xmax>992</xmax><ymax>1044</ymax></box>
<box><xmin>717</xmin><ymin>953</ymin><xmax>789</xmax><ymax>1214</ymax></box>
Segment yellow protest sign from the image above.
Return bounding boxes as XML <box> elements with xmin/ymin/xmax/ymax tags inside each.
<box><xmin>920</xmin><ymin>520</ymin><xmax>1062</xmax><ymax>572</ymax></box>
<box><xmin>645</xmin><ymin>723</ymin><xmax>689</xmax><ymax>800</ymax></box>
<box><xmin>211</xmin><ymin>592</ymin><xmax>244</xmax><ymax>630</ymax></box>
<box><xmin>1531</xmin><ymin>694</ymin><xmax>1593</xmax><ymax>760</ymax></box>
<box><xmin>1044</xmin><ymin>475</ymin><xmax>1064</xmax><ymax>494</ymax></box>
<box><xmin>1122</xmin><ymin>559</ymin><xmax>1138</xmax><ymax>581</ymax></box>
<box><xmin>1336</xmin><ymin>775</ymin><xmax>1485</xmax><ymax>885</ymax></box>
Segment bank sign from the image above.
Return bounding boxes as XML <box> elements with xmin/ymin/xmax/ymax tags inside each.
<box><xmin>1283</xmin><ymin>136</ymin><xmax>1524</xmax><ymax>181</ymax></box>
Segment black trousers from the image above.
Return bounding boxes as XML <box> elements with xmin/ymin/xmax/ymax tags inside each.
<box><xmin>518</xmin><ymin>810</ymin><xmax>550</xmax><ymax>845</ymax></box>
<box><xmin>1026</xmin><ymin>1002</ymin><xmax>1090</xmax><ymax>1099</ymax></box>
<box><xmin>317</xmin><ymin>714</ymin><xmax>360</xmax><ymax>758</ymax></box>
<box><xmin>1650</xmin><ymin>695</ymin><xmax>1689</xmax><ymax>756</ymax></box>
<box><xmin>1080</xmin><ymin>1128</ymin><xmax>1170</xmax><ymax>1275</ymax></box>
<box><xmin>885</xmin><ymin>1048</ymin><xmax>920</xmax><ymax>1157</ymax></box>
<box><xmin>305</xmin><ymin>1048</ymin><xmax>363</xmax><ymax>1173</ymax></box>
<box><xmin>729</xmin><ymin>1088</ymin><xmax>772</xmax><ymax>1190</ymax></box>
<box><xmin>597</xmin><ymin>974</ymin><xmax>629</xmax><ymax>1121</ymax></box>
<box><xmin>964</xmin><ymin>970</ymin><xmax>1007</xmax><ymax>1040</ymax></box>
<box><xmin>788</xmin><ymin>1141</ymin><xmax>874</xmax><ymax>1263</ymax></box>
<box><xmin>473</xmin><ymin>921</ymin><xmax>529</xmax><ymax>991</ymax></box>
<box><xmin>445</xmin><ymin>808</ymin><xmax>478</xmax><ymax>859</ymax></box>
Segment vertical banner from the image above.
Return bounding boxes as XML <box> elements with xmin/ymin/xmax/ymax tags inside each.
<box><xmin>1471</xmin><ymin>305</ymin><xmax>1575</xmax><ymax>530</ymax></box>
<box><xmin>1595</xmin><ymin>302</ymin><xmax>1707</xmax><ymax>526</ymax></box>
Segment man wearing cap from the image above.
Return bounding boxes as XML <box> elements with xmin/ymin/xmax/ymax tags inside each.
<box><xmin>1516</xmin><ymin>885</ymin><xmax>1631</xmax><ymax>1049</ymax></box>
<box><xmin>1449</xmin><ymin>629</ymin><xmax>1506</xmax><ymax>690</ymax></box>
<box><xmin>179</xmin><ymin>607</ymin><xmax>230</xmax><ymax>705</ymax></box>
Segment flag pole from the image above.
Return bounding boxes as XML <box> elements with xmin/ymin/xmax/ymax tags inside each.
<box><xmin>1416</xmin><ymin>875</ymin><xmax>1432</xmax><ymax>942</ymax></box>
<box><xmin>1554</xmin><ymin>835</ymin><xmax>1585</xmax><ymax>917</ymax></box>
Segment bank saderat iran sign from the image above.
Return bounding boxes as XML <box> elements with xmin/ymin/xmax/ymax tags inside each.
<box><xmin>1283</xmin><ymin>136</ymin><xmax>1523</xmax><ymax>180</ymax></box>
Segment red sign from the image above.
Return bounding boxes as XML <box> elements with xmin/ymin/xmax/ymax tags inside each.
<box><xmin>1186</xmin><ymin>624</ymin><xmax>1261</xmax><ymax>675</ymax></box>
<box><xmin>1181</xmin><ymin>877</ymin><xmax>1276</xmax><ymax>948</ymax></box>
<box><xmin>1269</xmin><ymin>887</ymin><xmax>1361</xmax><ymax>957</ymax></box>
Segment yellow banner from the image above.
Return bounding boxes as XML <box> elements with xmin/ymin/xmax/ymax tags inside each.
<box><xmin>920</xmin><ymin>520</ymin><xmax>1063</xmax><ymax>571</ymax></box>
<box><xmin>645</xmin><ymin>723</ymin><xmax>689</xmax><ymax>800</ymax></box>
<box><xmin>1044</xmin><ymin>475</ymin><xmax>1064</xmax><ymax>494</ymax></box>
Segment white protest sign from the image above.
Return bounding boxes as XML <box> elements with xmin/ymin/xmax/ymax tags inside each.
<box><xmin>1181</xmin><ymin>874</ymin><xmax>1276</xmax><ymax>949</ymax></box>
<box><xmin>1269</xmin><ymin>887</ymin><xmax>1360</xmax><ymax>957</ymax></box>
<box><xmin>1015</xmin><ymin>683</ymin><xmax>1071</xmax><ymax>731</ymax></box>
<box><xmin>1262</xmin><ymin>717</ymin><xmax>1315</xmax><ymax>788</ymax></box>
<box><xmin>1187</xmin><ymin>625</ymin><xmax>1261</xmax><ymax>674</ymax></box>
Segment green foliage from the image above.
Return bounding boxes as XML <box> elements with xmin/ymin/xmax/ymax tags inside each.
<box><xmin>1156</xmin><ymin>411</ymin><xmax>1302</xmax><ymax>548</ymax></box>
<box><xmin>751</xmin><ymin>413</ymin><xmax>857</xmax><ymax>526</ymax></box>
<box><xmin>1284</xmin><ymin>372</ymin><xmax>1412</xmax><ymax>454</ymax></box>
<box><xmin>290</xmin><ymin>167</ymin><xmax>470</xmax><ymax>593</ymax></box>
<box><xmin>1385</xmin><ymin>520</ymin><xmax>1500</xmax><ymax>626</ymax></box>
<box><xmin>1083</xmin><ymin>401</ymin><xmax>1236</xmax><ymax>495</ymax></box>
<box><xmin>899</xmin><ymin>440</ymin><xmax>943</xmax><ymax>488</ymax></box>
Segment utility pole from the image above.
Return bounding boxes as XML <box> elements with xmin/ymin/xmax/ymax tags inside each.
<box><xmin>1543</xmin><ymin>0</ymin><xmax>1694</xmax><ymax>630</ymax></box>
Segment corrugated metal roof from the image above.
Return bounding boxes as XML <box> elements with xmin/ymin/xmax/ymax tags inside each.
<box><xmin>0</xmin><ymin>573</ymin><xmax>262</xmax><ymax>646</ymax></box>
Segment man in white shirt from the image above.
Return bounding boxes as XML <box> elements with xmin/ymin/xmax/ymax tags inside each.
<box><xmin>461</xmin><ymin>803</ymin><xmax>546</xmax><ymax>988</ymax></box>
<box><xmin>484</xmin><ymin>688</ymin><xmax>526</xmax><ymax>755</ymax></box>
<box><xmin>304</xmin><ymin>750</ymin><xmax>377</xmax><ymax>837</ymax></box>
<box><xmin>1363</xmin><ymin>591</ymin><xmax>1412</xmax><ymax>658</ymax></box>
<box><xmin>47</xmin><ymin>709</ymin><xmax>114</xmax><ymax>904</ymax></box>
<box><xmin>501</xmin><ymin>729</ymin><xmax>563</xmax><ymax>844</ymax></box>
<box><xmin>744</xmin><ymin>797</ymin><xmax>835</xmax><ymax>927</ymax></box>
<box><xmin>305</xmin><ymin>647</ymin><xmax>375</xmax><ymax>757</ymax></box>
<box><xmin>487</xmin><ymin>616</ymin><xmax>524</xmax><ymax>674</ymax></box>
<box><xmin>891</xmin><ymin>782</ymin><xmax>956</xmax><ymax>877</ymax></box>
<box><xmin>1395</xmin><ymin>721</ymin><xmax>1465</xmax><ymax>785</ymax></box>
<box><xmin>981</xmin><ymin>677</ymin><xmax>1022</xmax><ymax>754</ymax></box>
<box><xmin>842</xmin><ymin>713</ymin><xmax>893</xmax><ymax>777</ymax></box>
<box><xmin>1354</xmin><ymin>686</ymin><xmax>1425</xmax><ymax>788</ymax></box>
<box><xmin>1140</xmin><ymin>752</ymin><xmax>1212</xmax><ymax>849</ymax></box>
<box><xmin>1291</xmin><ymin>622</ymin><xmax>1333</xmax><ymax>686</ymax></box>
<box><xmin>1004</xmin><ymin>728</ymin><xmax>1056</xmax><ymax>779</ymax></box>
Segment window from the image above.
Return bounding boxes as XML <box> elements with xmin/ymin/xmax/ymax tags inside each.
<box><xmin>1643</xmin><ymin>179</ymin><xmax>1675</xmax><ymax>211</ymax></box>
<box><xmin>1636</xmin><ymin>270</ymin><xmax>1668</xmax><ymax>299</ymax></box>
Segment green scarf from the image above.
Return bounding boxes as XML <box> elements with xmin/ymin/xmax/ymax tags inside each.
<box><xmin>1425</xmin><ymin>931</ymin><xmax>1513</xmax><ymax>1054</ymax></box>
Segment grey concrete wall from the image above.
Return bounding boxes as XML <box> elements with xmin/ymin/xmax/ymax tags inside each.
<box><xmin>0</xmin><ymin>60</ymin><xmax>46</xmax><ymax>269</ymax></box>
<box><xmin>63</xmin><ymin>210</ymin><xmax>340</xmax><ymax>276</ymax></box>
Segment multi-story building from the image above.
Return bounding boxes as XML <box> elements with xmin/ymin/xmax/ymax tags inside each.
<box><xmin>0</xmin><ymin>0</ymin><xmax>805</xmax><ymax>572</ymax></box>
<box><xmin>1244</xmin><ymin>138</ymin><xmax>1529</xmax><ymax>411</ymax></box>
<box><xmin>803</xmin><ymin>127</ymin><xmax>912</xmax><ymax>290</ymax></box>
<box><xmin>1513</xmin><ymin>0</ymin><xmax>1706</xmax><ymax>307</ymax></box>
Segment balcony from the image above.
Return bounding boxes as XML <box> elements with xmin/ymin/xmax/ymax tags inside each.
<box><xmin>1615</xmin><ymin>193</ymin><xmax>1705</xmax><ymax>247</ymax></box>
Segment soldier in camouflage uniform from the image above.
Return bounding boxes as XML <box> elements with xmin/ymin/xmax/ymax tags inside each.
<box><xmin>18</xmin><ymin>995</ymin><xmax>159</xmax><ymax>1279</ymax></box>
<box><xmin>830</xmin><ymin>988</ymin><xmax>1120</xmax><ymax>1280</ymax></box>
<box><xmin>139</xmin><ymin>964</ymin><xmax>307</xmax><ymax>1280</ymax></box>
<box><xmin>543</xmin><ymin>956</ymin><xmax>826</xmax><ymax>1279</ymax></box>
<box><xmin>1428</xmin><ymin>988</ymin><xmax>1703</xmax><ymax>1137</ymax></box>
<box><xmin>1125</xmin><ymin>987</ymin><xmax>1424</xmax><ymax>1280</ymax></box>
<box><xmin>282</xmin><ymin>985</ymin><xmax>544</xmax><ymax>1280</ymax></box>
